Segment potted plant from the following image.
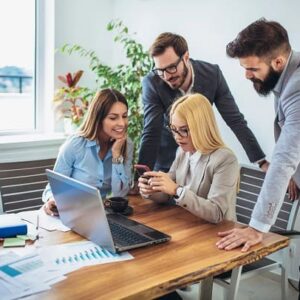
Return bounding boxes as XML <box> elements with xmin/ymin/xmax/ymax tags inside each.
<box><xmin>60</xmin><ymin>20</ymin><xmax>152</xmax><ymax>160</ymax></box>
<box><xmin>53</xmin><ymin>70</ymin><xmax>94</xmax><ymax>134</ymax></box>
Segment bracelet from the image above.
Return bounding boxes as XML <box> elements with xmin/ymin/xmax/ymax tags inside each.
<box><xmin>112</xmin><ymin>156</ymin><xmax>124</xmax><ymax>164</ymax></box>
<box><xmin>258</xmin><ymin>159</ymin><xmax>267</xmax><ymax>169</ymax></box>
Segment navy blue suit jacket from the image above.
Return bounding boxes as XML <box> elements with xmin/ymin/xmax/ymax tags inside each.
<box><xmin>138</xmin><ymin>59</ymin><xmax>265</xmax><ymax>171</ymax></box>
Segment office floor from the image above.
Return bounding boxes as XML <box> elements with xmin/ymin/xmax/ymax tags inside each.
<box><xmin>178</xmin><ymin>275</ymin><xmax>299</xmax><ymax>300</ymax></box>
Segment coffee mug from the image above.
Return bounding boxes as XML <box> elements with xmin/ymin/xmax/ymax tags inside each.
<box><xmin>104</xmin><ymin>197</ymin><xmax>128</xmax><ymax>213</ymax></box>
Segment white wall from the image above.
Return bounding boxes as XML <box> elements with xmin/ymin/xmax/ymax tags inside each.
<box><xmin>55</xmin><ymin>0</ymin><xmax>114</xmax><ymax>89</ymax></box>
<box><xmin>110</xmin><ymin>0</ymin><xmax>300</xmax><ymax>280</ymax></box>
<box><xmin>54</xmin><ymin>0</ymin><xmax>300</xmax><ymax>280</ymax></box>
<box><xmin>112</xmin><ymin>0</ymin><xmax>300</xmax><ymax>165</ymax></box>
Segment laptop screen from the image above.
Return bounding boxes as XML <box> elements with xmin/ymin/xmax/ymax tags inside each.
<box><xmin>46</xmin><ymin>169</ymin><xmax>116</xmax><ymax>252</ymax></box>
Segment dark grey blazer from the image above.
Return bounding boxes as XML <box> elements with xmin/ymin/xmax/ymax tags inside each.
<box><xmin>138</xmin><ymin>59</ymin><xmax>265</xmax><ymax>171</ymax></box>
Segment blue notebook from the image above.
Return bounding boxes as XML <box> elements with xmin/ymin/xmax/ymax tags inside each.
<box><xmin>0</xmin><ymin>214</ymin><xmax>28</xmax><ymax>238</ymax></box>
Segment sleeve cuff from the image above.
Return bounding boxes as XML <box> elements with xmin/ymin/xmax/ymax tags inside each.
<box><xmin>112</xmin><ymin>163</ymin><xmax>125</xmax><ymax>176</ymax></box>
<box><xmin>174</xmin><ymin>187</ymin><xmax>186</xmax><ymax>204</ymax></box>
<box><xmin>254</xmin><ymin>157</ymin><xmax>266</xmax><ymax>165</ymax></box>
<box><xmin>249</xmin><ymin>218</ymin><xmax>271</xmax><ymax>233</ymax></box>
<box><xmin>42</xmin><ymin>185</ymin><xmax>52</xmax><ymax>203</ymax></box>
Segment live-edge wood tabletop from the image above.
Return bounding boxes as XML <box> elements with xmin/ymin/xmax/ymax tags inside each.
<box><xmin>30</xmin><ymin>196</ymin><xmax>289</xmax><ymax>300</ymax></box>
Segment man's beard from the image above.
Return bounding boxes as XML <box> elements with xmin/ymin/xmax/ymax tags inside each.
<box><xmin>167</xmin><ymin>62</ymin><xmax>189</xmax><ymax>89</ymax></box>
<box><xmin>251</xmin><ymin>67</ymin><xmax>282</xmax><ymax>96</ymax></box>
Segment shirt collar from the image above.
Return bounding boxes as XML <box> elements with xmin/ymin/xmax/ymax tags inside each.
<box><xmin>273</xmin><ymin>51</ymin><xmax>292</xmax><ymax>96</ymax></box>
<box><xmin>85</xmin><ymin>139</ymin><xmax>97</xmax><ymax>148</ymax></box>
<box><xmin>188</xmin><ymin>150</ymin><xmax>201</xmax><ymax>164</ymax></box>
<box><xmin>85</xmin><ymin>138</ymin><xmax>112</xmax><ymax>158</ymax></box>
<box><xmin>179</xmin><ymin>61</ymin><xmax>195</xmax><ymax>95</ymax></box>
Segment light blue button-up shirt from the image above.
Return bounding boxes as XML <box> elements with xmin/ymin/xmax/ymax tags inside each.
<box><xmin>42</xmin><ymin>135</ymin><xmax>133</xmax><ymax>202</ymax></box>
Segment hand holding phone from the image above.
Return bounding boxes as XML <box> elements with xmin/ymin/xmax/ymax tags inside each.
<box><xmin>134</xmin><ymin>164</ymin><xmax>151</xmax><ymax>177</ymax></box>
<box><xmin>136</xmin><ymin>165</ymin><xmax>156</xmax><ymax>196</ymax></box>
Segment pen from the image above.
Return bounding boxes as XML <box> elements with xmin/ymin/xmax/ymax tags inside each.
<box><xmin>36</xmin><ymin>214</ymin><xmax>39</xmax><ymax>240</ymax></box>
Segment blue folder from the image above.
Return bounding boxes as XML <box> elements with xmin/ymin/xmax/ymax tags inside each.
<box><xmin>0</xmin><ymin>214</ymin><xmax>28</xmax><ymax>238</ymax></box>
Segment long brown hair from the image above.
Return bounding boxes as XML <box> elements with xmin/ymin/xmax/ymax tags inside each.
<box><xmin>79</xmin><ymin>88</ymin><xmax>128</xmax><ymax>158</ymax></box>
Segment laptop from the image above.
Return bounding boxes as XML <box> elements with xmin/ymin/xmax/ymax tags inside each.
<box><xmin>46</xmin><ymin>170</ymin><xmax>171</xmax><ymax>253</ymax></box>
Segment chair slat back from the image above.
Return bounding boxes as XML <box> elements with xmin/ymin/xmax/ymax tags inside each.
<box><xmin>236</xmin><ymin>166</ymin><xmax>299</xmax><ymax>232</ymax></box>
<box><xmin>0</xmin><ymin>159</ymin><xmax>56</xmax><ymax>213</ymax></box>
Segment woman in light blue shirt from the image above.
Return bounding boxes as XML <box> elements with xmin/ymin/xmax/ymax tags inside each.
<box><xmin>43</xmin><ymin>88</ymin><xmax>133</xmax><ymax>216</ymax></box>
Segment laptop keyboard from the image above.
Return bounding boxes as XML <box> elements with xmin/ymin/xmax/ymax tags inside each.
<box><xmin>108</xmin><ymin>219</ymin><xmax>151</xmax><ymax>246</ymax></box>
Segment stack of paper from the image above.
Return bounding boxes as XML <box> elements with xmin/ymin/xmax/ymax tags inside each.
<box><xmin>0</xmin><ymin>241</ymin><xmax>133</xmax><ymax>299</ymax></box>
<box><xmin>39</xmin><ymin>241</ymin><xmax>133</xmax><ymax>274</ymax></box>
<box><xmin>17</xmin><ymin>208</ymin><xmax>70</xmax><ymax>232</ymax></box>
<box><xmin>0</xmin><ymin>252</ymin><xmax>66</xmax><ymax>300</ymax></box>
<box><xmin>1</xmin><ymin>209</ymin><xmax>134</xmax><ymax>298</ymax></box>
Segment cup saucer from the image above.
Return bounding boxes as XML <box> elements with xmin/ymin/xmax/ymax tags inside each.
<box><xmin>105</xmin><ymin>205</ymin><xmax>133</xmax><ymax>216</ymax></box>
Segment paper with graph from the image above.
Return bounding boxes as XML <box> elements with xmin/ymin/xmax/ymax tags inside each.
<box><xmin>39</xmin><ymin>241</ymin><xmax>133</xmax><ymax>273</ymax></box>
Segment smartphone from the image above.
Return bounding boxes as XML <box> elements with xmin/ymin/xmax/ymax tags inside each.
<box><xmin>134</xmin><ymin>164</ymin><xmax>151</xmax><ymax>177</ymax></box>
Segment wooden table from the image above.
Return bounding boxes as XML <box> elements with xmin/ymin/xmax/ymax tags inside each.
<box><xmin>33</xmin><ymin>196</ymin><xmax>289</xmax><ymax>299</ymax></box>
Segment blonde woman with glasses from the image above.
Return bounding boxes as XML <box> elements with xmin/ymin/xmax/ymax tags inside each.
<box><xmin>138</xmin><ymin>93</ymin><xmax>239</xmax><ymax>223</ymax></box>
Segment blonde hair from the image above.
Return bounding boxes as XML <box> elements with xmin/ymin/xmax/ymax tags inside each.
<box><xmin>170</xmin><ymin>93</ymin><xmax>225</xmax><ymax>154</ymax></box>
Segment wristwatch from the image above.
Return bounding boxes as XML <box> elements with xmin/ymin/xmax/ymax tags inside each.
<box><xmin>174</xmin><ymin>185</ymin><xmax>184</xmax><ymax>200</ymax></box>
<box><xmin>112</xmin><ymin>155</ymin><xmax>124</xmax><ymax>164</ymax></box>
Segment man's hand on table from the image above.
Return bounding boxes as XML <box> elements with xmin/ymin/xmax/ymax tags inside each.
<box><xmin>216</xmin><ymin>227</ymin><xmax>263</xmax><ymax>252</ymax></box>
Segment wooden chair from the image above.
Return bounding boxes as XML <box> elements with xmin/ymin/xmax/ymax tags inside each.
<box><xmin>0</xmin><ymin>159</ymin><xmax>56</xmax><ymax>213</ymax></box>
<box><xmin>213</xmin><ymin>165</ymin><xmax>300</xmax><ymax>300</ymax></box>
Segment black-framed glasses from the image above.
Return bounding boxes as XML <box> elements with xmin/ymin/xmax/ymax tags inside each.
<box><xmin>152</xmin><ymin>56</ymin><xmax>183</xmax><ymax>77</ymax></box>
<box><xmin>166</xmin><ymin>124</ymin><xmax>189</xmax><ymax>138</ymax></box>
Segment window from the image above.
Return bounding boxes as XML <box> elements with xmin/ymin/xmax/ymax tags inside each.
<box><xmin>0</xmin><ymin>0</ymin><xmax>54</xmax><ymax>136</ymax></box>
<box><xmin>0</xmin><ymin>0</ymin><xmax>36</xmax><ymax>133</ymax></box>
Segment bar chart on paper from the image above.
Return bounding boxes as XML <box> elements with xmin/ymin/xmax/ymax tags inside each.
<box><xmin>54</xmin><ymin>244</ymin><xmax>118</xmax><ymax>264</ymax></box>
<box><xmin>39</xmin><ymin>241</ymin><xmax>133</xmax><ymax>273</ymax></box>
<box><xmin>0</xmin><ymin>254</ymin><xmax>44</xmax><ymax>278</ymax></box>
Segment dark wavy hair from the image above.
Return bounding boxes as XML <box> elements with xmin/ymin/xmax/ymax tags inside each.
<box><xmin>226</xmin><ymin>18</ymin><xmax>291</xmax><ymax>59</ymax></box>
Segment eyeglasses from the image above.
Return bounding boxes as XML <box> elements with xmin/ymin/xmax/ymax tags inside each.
<box><xmin>166</xmin><ymin>124</ymin><xmax>189</xmax><ymax>138</ymax></box>
<box><xmin>152</xmin><ymin>56</ymin><xmax>183</xmax><ymax>77</ymax></box>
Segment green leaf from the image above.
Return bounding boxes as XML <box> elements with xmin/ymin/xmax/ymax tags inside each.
<box><xmin>107</xmin><ymin>21</ymin><xmax>114</xmax><ymax>31</ymax></box>
<box><xmin>59</xmin><ymin>19</ymin><xmax>152</xmax><ymax>162</ymax></box>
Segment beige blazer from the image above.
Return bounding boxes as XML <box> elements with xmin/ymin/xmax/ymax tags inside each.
<box><xmin>148</xmin><ymin>147</ymin><xmax>239</xmax><ymax>223</ymax></box>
